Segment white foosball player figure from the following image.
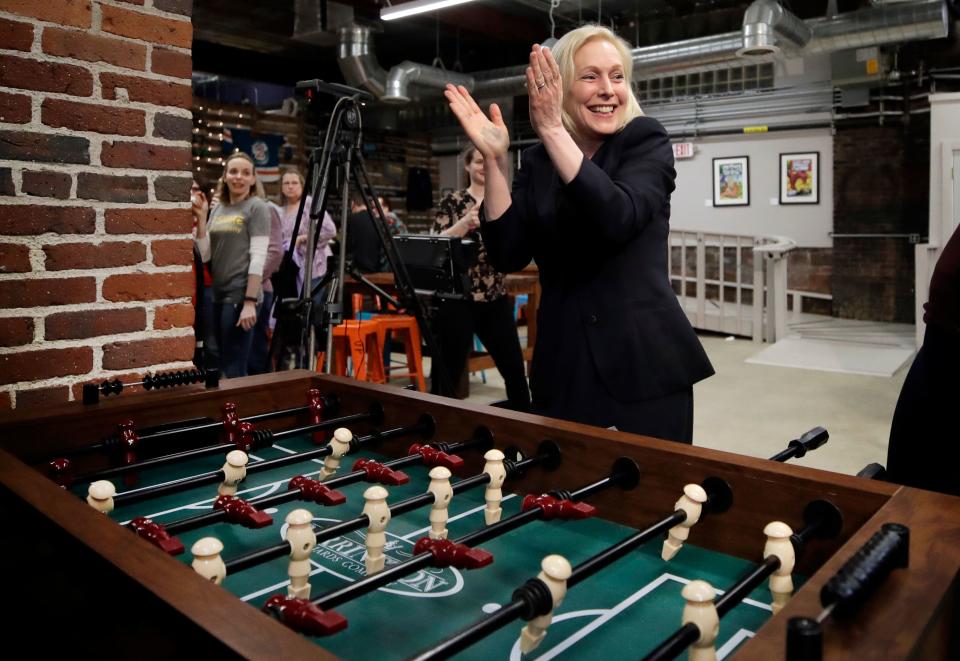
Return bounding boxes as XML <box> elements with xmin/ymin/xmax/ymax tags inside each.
<box><xmin>86</xmin><ymin>479</ymin><xmax>116</xmax><ymax>513</ymax></box>
<box><xmin>519</xmin><ymin>554</ymin><xmax>573</xmax><ymax>654</ymax></box>
<box><xmin>427</xmin><ymin>466</ymin><xmax>453</xmax><ymax>540</ymax></box>
<box><xmin>662</xmin><ymin>483</ymin><xmax>708</xmax><ymax>561</ymax></box>
<box><xmin>363</xmin><ymin>485</ymin><xmax>391</xmax><ymax>574</ymax></box>
<box><xmin>319</xmin><ymin>427</ymin><xmax>353</xmax><ymax>480</ymax></box>
<box><xmin>763</xmin><ymin>520</ymin><xmax>796</xmax><ymax>613</ymax></box>
<box><xmin>482</xmin><ymin>449</ymin><xmax>506</xmax><ymax>525</ymax></box>
<box><xmin>681</xmin><ymin>579</ymin><xmax>719</xmax><ymax>661</ymax></box>
<box><xmin>218</xmin><ymin>450</ymin><xmax>249</xmax><ymax>496</ymax></box>
<box><xmin>285</xmin><ymin>508</ymin><xmax>317</xmax><ymax>599</ymax></box>
<box><xmin>191</xmin><ymin>536</ymin><xmax>226</xmax><ymax>585</ymax></box>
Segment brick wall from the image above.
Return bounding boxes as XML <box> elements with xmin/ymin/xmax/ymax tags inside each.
<box><xmin>0</xmin><ymin>0</ymin><xmax>195</xmax><ymax>409</ymax></box>
<box><xmin>832</xmin><ymin>117</ymin><xmax>929</xmax><ymax>322</ymax></box>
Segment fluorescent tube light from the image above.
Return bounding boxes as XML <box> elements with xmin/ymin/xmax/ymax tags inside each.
<box><xmin>380</xmin><ymin>0</ymin><xmax>477</xmax><ymax>21</ymax></box>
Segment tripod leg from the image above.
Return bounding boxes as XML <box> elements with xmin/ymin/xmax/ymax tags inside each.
<box><xmin>351</xmin><ymin>156</ymin><xmax>449</xmax><ymax>394</ymax></box>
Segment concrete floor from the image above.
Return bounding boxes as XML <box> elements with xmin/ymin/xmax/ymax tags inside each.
<box><xmin>409</xmin><ymin>333</ymin><xmax>910</xmax><ymax>478</ymax></box>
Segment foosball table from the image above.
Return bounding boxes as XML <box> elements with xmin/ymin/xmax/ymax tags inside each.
<box><xmin>0</xmin><ymin>370</ymin><xmax>957</xmax><ymax>659</ymax></box>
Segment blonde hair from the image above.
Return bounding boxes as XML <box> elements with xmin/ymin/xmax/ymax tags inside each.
<box><xmin>551</xmin><ymin>24</ymin><xmax>644</xmax><ymax>139</ymax></box>
<box><xmin>278</xmin><ymin>167</ymin><xmax>305</xmax><ymax>205</ymax></box>
<box><xmin>216</xmin><ymin>152</ymin><xmax>265</xmax><ymax>203</ymax></box>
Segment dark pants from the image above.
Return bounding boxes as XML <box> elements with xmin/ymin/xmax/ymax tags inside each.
<box><xmin>200</xmin><ymin>286</ymin><xmax>218</xmax><ymax>371</ymax></box>
<box><xmin>431</xmin><ymin>295</ymin><xmax>530</xmax><ymax>411</ymax></box>
<box><xmin>247</xmin><ymin>290</ymin><xmax>274</xmax><ymax>375</ymax></box>
<box><xmin>271</xmin><ymin>277</ymin><xmax>329</xmax><ymax>371</ymax></box>
<box><xmin>532</xmin><ymin>327</ymin><xmax>695</xmax><ymax>444</ymax></box>
<box><xmin>537</xmin><ymin>385</ymin><xmax>694</xmax><ymax>444</ymax></box>
<box><xmin>208</xmin><ymin>299</ymin><xmax>256</xmax><ymax>379</ymax></box>
<box><xmin>886</xmin><ymin>324</ymin><xmax>960</xmax><ymax>496</ymax></box>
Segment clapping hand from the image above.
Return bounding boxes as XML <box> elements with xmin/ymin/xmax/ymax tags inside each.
<box><xmin>444</xmin><ymin>84</ymin><xmax>509</xmax><ymax>161</ymax></box>
<box><xmin>527</xmin><ymin>44</ymin><xmax>563</xmax><ymax>139</ymax></box>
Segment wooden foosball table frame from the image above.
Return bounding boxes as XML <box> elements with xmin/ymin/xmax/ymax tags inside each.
<box><xmin>1</xmin><ymin>370</ymin><xmax>957</xmax><ymax>659</ymax></box>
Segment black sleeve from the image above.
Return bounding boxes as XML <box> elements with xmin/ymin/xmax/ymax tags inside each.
<box><xmin>479</xmin><ymin>152</ymin><xmax>536</xmax><ymax>273</ymax></box>
<box><xmin>563</xmin><ymin>118</ymin><xmax>676</xmax><ymax>245</ymax></box>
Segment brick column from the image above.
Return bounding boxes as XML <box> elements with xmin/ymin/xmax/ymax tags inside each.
<box><xmin>0</xmin><ymin>0</ymin><xmax>195</xmax><ymax>409</ymax></box>
<box><xmin>831</xmin><ymin>118</ymin><xmax>929</xmax><ymax>323</ymax></box>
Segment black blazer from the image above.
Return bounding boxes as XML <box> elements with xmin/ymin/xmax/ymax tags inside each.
<box><xmin>481</xmin><ymin>116</ymin><xmax>714</xmax><ymax>406</ymax></box>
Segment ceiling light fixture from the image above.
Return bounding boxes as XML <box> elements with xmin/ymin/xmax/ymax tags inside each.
<box><xmin>380</xmin><ymin>0</ymin><xmax>477</xmax><ymax>22</ymax></box>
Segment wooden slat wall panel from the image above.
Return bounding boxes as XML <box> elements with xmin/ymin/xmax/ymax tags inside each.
<box><xmin>191</xmin><ymin>98</ymin><xmax>307</xmax><ymax>199</ymax></box>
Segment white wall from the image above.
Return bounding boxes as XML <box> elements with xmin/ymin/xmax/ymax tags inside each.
<box><xmin>916</xmin><ymin>92</ymin><xmax>960</xmax><ymax>343</ymax></box>
<box><xmin>670</xmin><ymin>128</ymin><xmax>834</xmax><ymax>248</ymax></box>
<box><xmin>928</xmin><ymin>92</ymin><xmax>960</xmax><ymax>247</ymax></box>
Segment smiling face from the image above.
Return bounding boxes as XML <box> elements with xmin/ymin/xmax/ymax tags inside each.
<box><xmin>225</xmin><ymin>156</ymin><xmax>255</xmax><ymax>203</ymax></box>
<box><xmin>281</xmin><ymin>172</ymin><xmax>303</xmax><ymax>204</ymax></box>
<box><xmin>464</xmin><ymin>149</ymin><xmax>485</xmax><ymax>188</ymax></box>
<box><xmin>565</xmin><ymin>38</ymin><xmax>629</xmax><ymax>148</ymax></box>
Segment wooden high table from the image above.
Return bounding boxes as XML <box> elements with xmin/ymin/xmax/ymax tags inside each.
<box><xmin>0</xmin><ymin>370</ymin><xmax>958</xmax><ymax>659</ymax></box>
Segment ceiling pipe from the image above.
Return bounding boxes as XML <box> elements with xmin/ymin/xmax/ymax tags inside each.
<box><xmin>738</xmin><ymin>0</ymin><xmax>813</xmax><ymax>56</ymax></box>
<box><xmin>337</xmin><ymin>25</ymin><xmax>387</xmax><ymax>98</ymax></box>
<box><xmin>382</xmin><ymin>61</ymin><xmax>476</xmax><ymax>104</ymax></box>
<box><xmin>805</xmin><ymin>0</ymin><xmax>948</xmax><ymax>54</ymax></box>
<box><xmin>337</xmin><ymin>0</ymin><xmax>948</xmax><ymax>104</ymax></box>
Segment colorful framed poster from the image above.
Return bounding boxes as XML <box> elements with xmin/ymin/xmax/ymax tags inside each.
<box><xmin>779</xmin><ymin>151</ymin><xmax>820</xmax><ymax>204</ymax></box>
<box><xmin>712</xmin><ymin>156</ymin><xmax>750</xmax><ymax>206</ymax></box>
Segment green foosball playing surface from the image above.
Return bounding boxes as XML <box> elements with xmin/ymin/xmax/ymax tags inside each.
<box><xmin>86</xmin><ymin>431</ymin><xmax>800</xmax><ymax>660</ymax></box>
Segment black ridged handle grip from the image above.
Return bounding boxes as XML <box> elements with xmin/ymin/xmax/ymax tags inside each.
<box><xmin>820</xmin><ymin>522</ymin><xmax>909</xmax><ymax>616</ymax></box>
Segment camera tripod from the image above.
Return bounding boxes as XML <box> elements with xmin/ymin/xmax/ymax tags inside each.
<box><xmin>270</xmin><ymin>80</ymin><xmax>446</xmax><ymax>392</ymax></box>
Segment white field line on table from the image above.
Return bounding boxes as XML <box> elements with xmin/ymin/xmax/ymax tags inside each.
<box><xmin>517</xmin><ymin>572</ymin><xmax>769</xmax><ymax>661</ymax></box>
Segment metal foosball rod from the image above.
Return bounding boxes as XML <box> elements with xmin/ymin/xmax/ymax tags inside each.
<box><xmin>65</xmin><ymin>402</ymin><xmax>382</xmax><ymax>486</ymax></box>
<box><xmin>223</xmin><ymin>440</ymin><xmax>560</xmax><ymax>575</ymax></box>
<box><xmin>109</xmin><ymin>414</ymin><xmax>436</xmax><ymax>508</ymax></box>
<box><xmin>165</xmin><ymin>428</ymin><xmax>499</xmax><ymax>539</ymax></box>
<box><xmin>642</xmin><ymin>499</ymin><xmax>844</xmax><ymax>661</ymax></box>
<box><xmin>82</xmin><ymin>366</ymin><xmax>220</xmax><ymax>405</ymax></box>
<box><xmin>409</xmin><ymin>477</ymin><xmax>734</xmax><ymax>661</ymax></box>
<box><xmin>49</xmin><ymin>389</ymin><xmax>342</xmax><ymax>475</ymax></box>
<box><xmin>263</xmin><ymin>458</ymin><xmax>641</xmax><ymax>636</ymax></box>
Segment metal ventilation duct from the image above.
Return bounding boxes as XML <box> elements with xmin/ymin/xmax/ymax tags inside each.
<box><xmin>337</xmin><ymin>25</ymin><xmax>387</xmax><ymax>99</ymax></box>
<box><xmin>805</xmin><ymin>0</ymin><xmax>948</xmax><ymax>54</ymax></box>
<box><xmin>337</xmin><ymin>0</ymin><xmax>948</xmax><ymax>104</ymax></box>
<box><xmin>382</xmin><ymin>61</ymin><xmax>476</xmax><ymax>104</ymax></box>
<box><xmin>739</xmin><ymin>0</ymin><xmax>813</xmax><ymax>57</ymax></box>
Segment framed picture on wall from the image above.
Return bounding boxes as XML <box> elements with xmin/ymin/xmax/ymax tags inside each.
<box><xmin>712</xmin><ymin>156</ymin><xmax>750</xmax><ymax>206</ymax></box>
<box><xmin>779</xmin><ymin>151</ymin><xmax>820</xmax><ymax>204</ymax></box>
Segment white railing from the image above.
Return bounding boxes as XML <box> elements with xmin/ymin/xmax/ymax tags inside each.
<box><xmin>669</xmin><ymin>231</ymin><xmax>811</xmax><ymax>342</ymax></box>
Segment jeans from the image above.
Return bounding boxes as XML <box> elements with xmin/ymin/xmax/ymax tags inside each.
<box><xmin>200</xmin><ymin>286</ymin><xmax>217</xmax><ymax>371</ymax></box>
<box><xmin>247</xmin><ymin>290</ymin><xmax>274</xmax><ymax>375</ymax></box>
<box><xmin>209</xmin><ymin>299</ymin><xmax>256</xmax><ymax>379</ymax></box>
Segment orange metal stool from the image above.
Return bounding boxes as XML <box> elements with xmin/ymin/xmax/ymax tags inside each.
<box><xmin>374</xmin><ymin>314</ymin><xmax>426</xmax><ymax>392</ymax></box>
<box><xmin>327</xmin><ymin>319</ymin><xmax>386</xmax><ymax>384</ymax></box>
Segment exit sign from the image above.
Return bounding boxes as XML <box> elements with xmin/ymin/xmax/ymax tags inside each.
<box><xmin>673</xmin><ymin>142</ymin><xmax>695</xmax><ymax>159</ymax></box>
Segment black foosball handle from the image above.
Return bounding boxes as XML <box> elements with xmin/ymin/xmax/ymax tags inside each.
<box><xmin>769</xmin><ymin>426</ymin><xmax>829</xmax><ymax>462</ymax></box>
<box><xmin>786</xmin><ymin>616</ymin><xmax>823</xmax><ymax>661</ymax></box>
<box><xmin>820</xmin><ymin>522</ymin><xmax>909</xmax><ymax>617</ymax></box>
<box><xmin>855</xmin><ymin>462</ymin><xmax>887</xmax><ymax>480</ymax></box>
